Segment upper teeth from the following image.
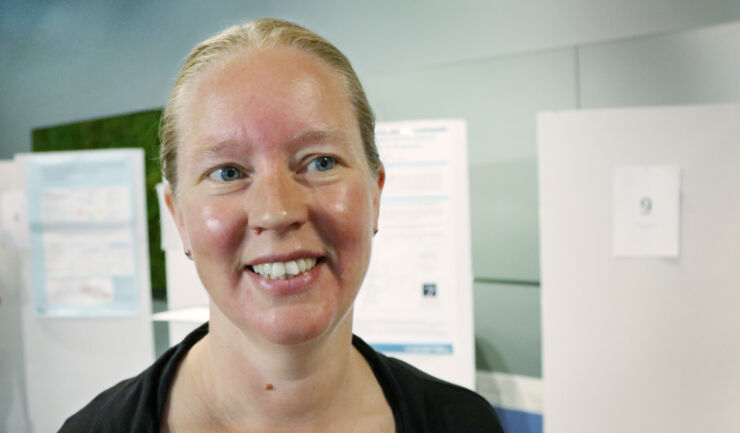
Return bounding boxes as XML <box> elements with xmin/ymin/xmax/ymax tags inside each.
<box><xmin>252</xmin><ymin>258</ymin><xmax>318</xmax><ymax>280</ymax></box>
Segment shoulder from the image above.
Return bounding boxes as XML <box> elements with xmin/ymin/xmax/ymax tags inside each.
<box><xmin>58</xmin><ymin>374</ymin><xmax>147</xmax><ymax>432</ymax></box>
<box><xmin>383</xmin><ymin>355</ymin><xmax>505</xmax><ymax>432</ymax></box>
<box><xmin>58</xmin><ymin>323</ymin><xmax>209</xmax><ymax>433</ymax></box>
<box><xmin>353</xmin><ymin>335</ymin><xmax>504</xmax><ymax>433</ymax></box>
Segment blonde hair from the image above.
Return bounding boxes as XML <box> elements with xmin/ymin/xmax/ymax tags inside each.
<box><xmin>159</xmin><ymin>18</ymin><xmax>380</xmax><ymax>194</ymax></box>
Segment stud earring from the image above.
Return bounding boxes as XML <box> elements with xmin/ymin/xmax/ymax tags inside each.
<box><xmin>373</xmin><ymin>227</ymin><xmax>379</xmax><ymax>235</ymax></box>
<box><xmin>184</xmin><ymin>249</ymin><xmax>192</xmax><ymax>258</ymax></box>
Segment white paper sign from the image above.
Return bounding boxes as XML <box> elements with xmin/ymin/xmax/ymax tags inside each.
<box><xmin>613</xmin><ymin>165</ymin><xmax>681</xmax><ymax>257</ymax></box>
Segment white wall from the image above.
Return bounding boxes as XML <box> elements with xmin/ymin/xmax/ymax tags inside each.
<box><xmin>579</xmin><ymin>20</ymin><xmax>740</xmax><ymax>108</ymax></box>
<box><xmin>2</xmin><ymin>0</ymin><xmax>739</xmax><ymax>159</ymax></box>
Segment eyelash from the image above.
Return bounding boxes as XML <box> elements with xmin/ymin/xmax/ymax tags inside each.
<box><xmin>208</xmin><ymin>165</ymin><xmax>244</xmax><ymax>182</ymax></box>
<box><xmin>206</xmin><ymin>155</ymin><xmax>338</xmax><ymax>183</ymax></box>
<box><xmin>307</xmin><ymin>155</ymin><xmax>336</xmax><ymax>172</ymax></box>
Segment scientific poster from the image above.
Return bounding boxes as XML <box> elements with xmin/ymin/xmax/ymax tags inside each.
<box><xmin>354</xmin><ymin>119</ymin><xmax>475</xmax><ymax>389</ymax></box>
<box><xmin>21</xmin><ymin>149</ymin><xmax>147</xmax><ymax>317</ymax></box>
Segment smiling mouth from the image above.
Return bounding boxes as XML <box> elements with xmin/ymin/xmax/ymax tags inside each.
<box><xmin>248</xmin><ymin>257</ymin><xmax>320</xmax><ymax>280</ymax></box>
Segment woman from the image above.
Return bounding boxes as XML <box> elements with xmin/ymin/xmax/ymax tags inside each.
<box><xmin>60</xmin><ymin>18</ymin><xmax>503</xmax><ymax>432</ymax></box>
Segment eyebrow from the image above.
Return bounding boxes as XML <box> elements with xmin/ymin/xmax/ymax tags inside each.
<box><xmin>195</xmin><ymin>140</ymin><xmax>240</xmax><ymax>158</ymax></box>
<box><xmin>193</xmin><ymin>128</ymin><xmax>348</xmax><ymax>158</ymax></box>
<box><xmin>287</xmin><ymin>128</ymin><xmax>346</xmax><ymax>147</ymax></box>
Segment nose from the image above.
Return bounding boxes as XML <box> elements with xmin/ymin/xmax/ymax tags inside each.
<box><xmin>247</xmin><ymin>168</ymin><xmax>307</xmax><ymax>235</ymax></box>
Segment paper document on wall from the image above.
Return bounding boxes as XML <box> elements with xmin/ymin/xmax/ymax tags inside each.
<box><xmin>20</xmin><ymin>149</ymin><xmax>146</xmax><ymax>317</ymax></box>
<box><xmin>354</xmin><ymin>119</ymin><xmax>475</xmax><ymax>389</ymax></box>
<box><xmin>613</xmin><ymin>165</ymin><xmax>681</xmax><ymax>257</ymax></box>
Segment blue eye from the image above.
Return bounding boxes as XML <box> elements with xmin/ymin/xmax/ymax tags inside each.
<box><xmin>209</xmin><ymin>166</ymin><xmax>243</xmax><ymax>182</ymax></box>
<box><xmin>308</xmin><ymin>156</ymin><xmax>335</xmax><ymax>172</ymax></box>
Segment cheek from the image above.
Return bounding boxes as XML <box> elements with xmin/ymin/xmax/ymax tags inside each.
<box><xmin>316</xmin><ymin>181</ymin><xmax>375</xmax><ymax>268</ymax></box>
<box><xmin>183</xmin><ymin>199</ymin><xmax>246</xmax><ymax>258</ymax></box>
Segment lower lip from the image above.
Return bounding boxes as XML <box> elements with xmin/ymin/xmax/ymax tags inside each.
<box><xmin>248</xmin><ymin>261</ymin><xmax>324</xmax><ymax>296</ymax></box>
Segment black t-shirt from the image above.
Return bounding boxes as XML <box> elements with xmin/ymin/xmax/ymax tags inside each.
<box><xmin>59</xmin><ymin>323</ymin><xmax>504</xmax><ymax>432</ymax></box>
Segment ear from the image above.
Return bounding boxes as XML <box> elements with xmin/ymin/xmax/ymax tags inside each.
<box><xmin>164</xmin><ymin>183</ymin><xmax>191</xmax><ymax>251</ymax></box>
<box><xmin>372</xmin><ymin>164</ymin><xmax>385</xmax><ymax>229</ymax></box>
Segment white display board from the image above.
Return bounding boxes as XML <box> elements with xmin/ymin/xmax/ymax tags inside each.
<box><xmin>11</xmin><ymin>150</ymin><xmax>155</xmax><ymax>433</ymax></box>
<box><xmin>155</xmin><ymin>119</ymin><xmax>476</xmax><ymax>390</ymax></box>
<box><xmin>538</xmin><ymin>104</ymin><xmax>740</xmax><ymax>433</ymax></box>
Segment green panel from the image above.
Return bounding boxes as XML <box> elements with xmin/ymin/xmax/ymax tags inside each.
<box><xmin>470</xmin><ymin>158</ymin><xmax>540</xmax><ymax>281</ymax></box>
<box><xmin>579</xmin><ymin>21</ymin><xmax>740</xmax><ymax>108</ymax></box>
<box><xmin>363</xmin><ymin>49</ymin><xmax>578</xmax><ymax>281</ymax></box>
<box><xmin>474</xmin><ymin>281</ymin><xmax>542</xmax><ymax>377</ymax></box>
<box><xmin>31</xmin><ymin>109</ymin><xmax>167</xmax><ymax>298</ymax></box>
<box><xmin>152</xmin><ymin>298</ymin><xmax>170</xmax><ymax>357</ymax></box>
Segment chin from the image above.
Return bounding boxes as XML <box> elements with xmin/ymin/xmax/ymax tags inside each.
<box><xmin>244</xmin><ymin>303</ymin><xmax>349</xmax><ymax>347</ymax></box>
<box><xmin>261</xmin><ymin>326</ymin><xmax>328</xmax><ymax>346</ymax></box>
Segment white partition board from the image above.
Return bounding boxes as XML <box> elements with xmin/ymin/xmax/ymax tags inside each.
<box><xmin>154</xmin><ymin>183</ymin><xmax>208</xmax><ymax>344</ymax></box>
<box><xmin>0</xmin><ymin>160</ymin><xmax>30</xmax><ymax>432</ymax></box>
<box><xmin>13</xmin><ymin>150</ymin><xmax>155</xmax><ymax>433</ymax></box>
<box><xmin>538</xmin><ymin>104</ymin><xmax>740</xmax><ymax>433</ymax></box>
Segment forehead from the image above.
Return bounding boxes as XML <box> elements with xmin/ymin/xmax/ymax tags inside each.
<box><xmin>178</xmin><ymin>45</ymin><xmax>358</xmax><ymax>152</ymax></box>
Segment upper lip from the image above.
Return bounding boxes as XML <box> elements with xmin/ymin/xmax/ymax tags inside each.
<box><xmin>246</xmin><ymin>251</ymin><xmax>324</xmax><ymax>267</ymax></box>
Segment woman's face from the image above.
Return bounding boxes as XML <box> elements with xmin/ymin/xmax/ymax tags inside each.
<box><xmin>166</xmin><ymin>46</ymin><xmax>384</xmax><ymax>345</ymax></box>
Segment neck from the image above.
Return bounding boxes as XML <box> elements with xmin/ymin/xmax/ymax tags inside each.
<box><xmin>175</xmin><ymin>305</ymin><xmax>366</xmax><ymax>431</ymax></box>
